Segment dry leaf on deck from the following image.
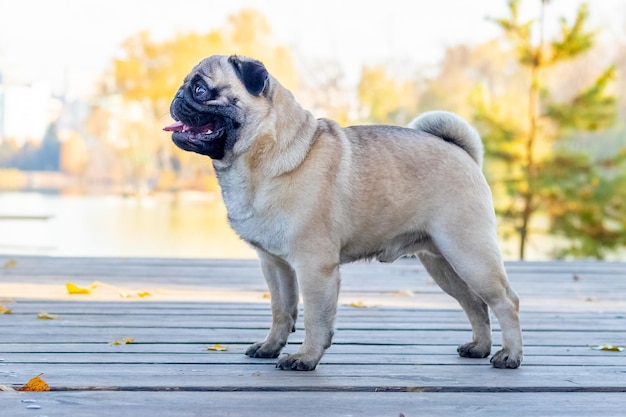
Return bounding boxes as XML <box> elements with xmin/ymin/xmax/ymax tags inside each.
<box><xmin>591</xmin><ymin>344</ymin><xmax>624</xmax><ymax>352</ymax></box>
<box><xmin>120</xmin><ymin>291</ymin><xmax>152</xmax><ymax>298</ymax></box>
<box><xmin>206</xmin><ymin>344</ymin><xmax>229</xmax><ymax>351</ymax></box>
<box><xmin>3</xmin><ymin>259</ymin><xmax>17</xmax><ymax>269</ymax></box>
<box><xmin>37</xmin><ymin>312</ymin><xmax>58</xmax><ymax>320</ymax></box>
<box><xmin>87</xmin><ymin>281</ymin><xmax>152</xmax><ymax>298</ymax></box>
<box><xmin>348</xmin><ymin>301</ymin><xmax>369</xmax><ymax>308</ymax></box>
<box><xmin>0</xmin><ymin>305</ymin><xmax>12</xmax><ymax>314</ymax></box>
<box><xmin>66</xmin><ymin>282</ymin><xmax>98</xmax><ymax>295</ymax></box>
<box><xmin>111</xmin><ymin>337</ymin><xmax>135</xmax><ymax>345</ymax></box>
<box><xmin>17</xmin><ymin>374</ymin><xmax>50</xmax><ymax>392</ymax></box>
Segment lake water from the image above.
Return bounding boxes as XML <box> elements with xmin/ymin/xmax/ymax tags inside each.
<box><xmin>2</xmin><ymin>191</ymin><xmax>619</xmax><ymax>261</ymax></box>
<box><xmin>0</xmin><ymin>191</ymin><xmax>256</xmax><ymax>258</ymax></box>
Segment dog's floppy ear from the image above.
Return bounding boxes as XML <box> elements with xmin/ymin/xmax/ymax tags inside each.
<box><xmin>229</xmin><ymin>55</ymin><xmax>269</xmax><ymax>96</ymax></box>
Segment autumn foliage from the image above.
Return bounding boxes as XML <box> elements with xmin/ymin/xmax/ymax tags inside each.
<box><xmin>78</xmin><ymin>3</ymin><xmax>626</xmax><ymax>259</ymax></box>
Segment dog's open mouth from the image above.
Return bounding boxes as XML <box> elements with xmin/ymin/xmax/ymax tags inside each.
<box><xmin>165</xmin><ymin>86</ymin><xmax>242</xmax><ymax>160</ymax></box>
<box><xmin>163</xmin><ymin>119</ymin><xmax>225</xmax><ymax>143</ymax></box>
<box><xmin>164</xmin><ymin>114</ymin><xmax>232</xmax><ymax>160</ymax></box>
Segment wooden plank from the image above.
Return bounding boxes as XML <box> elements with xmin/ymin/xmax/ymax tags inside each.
<box><xmin>2</xmin><ymin>351</ymin><xmax>625</xmax><ymax>366</ymax></box>
<box><xmin>1</xmin><ymin>327</ymin><xmax>623</xmax><ymax>345</ymax></box>
<box><xmin>1</xmin><ymin>392</ymin><xmax>625</xmax><ymax>417</ymax></box>
<box><xmin>5</xmin><ymin>300</ymin><xmax>625</xmax><ymax>317</ymax></box>
<box><xmin>2</xmin><ymin>363</ymin><xmax>626</xmax><ymax>389</ymax></box>
<box><xmin>0</xmin><ymin>303</ymin><xmax>618</xmax><ymax>317</ymax></box>
<box><xmin>0</xmin><ymin>343</ymin><xmax>620</xmax><ymax>357</ymax></box>
<box><xmin>3</xmin><ymin>255</ymin><xmax>625</xmax><ymax>279</ymax></box>
<box><xmin>2</xmin><ymin>313</ymin><xmax>625</xmax><ymax>331</ymax></box>
<box><xmin>1</xmin><ymin>326</ymin><xmax>624</xmax><ymax>345</ymax></box>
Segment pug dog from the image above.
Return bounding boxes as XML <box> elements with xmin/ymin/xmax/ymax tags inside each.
<box><xmin>164</xmin><ymin>55</ymin><xmax>523</xmax><ymax>371</ymax></box>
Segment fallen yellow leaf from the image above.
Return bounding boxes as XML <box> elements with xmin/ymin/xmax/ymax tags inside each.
<box><xmin>120</xmin><ymin>291</ymin><xmax>152</xmax><ymax>298</ymax></box>
<box><xmin>0</xmin><ymin>305</ymin><xmax>13</xmax><ymax>314</ymax></box>
<box><xmin>66</xmin><ymin>282</ymin><xmax>97</xmax><ymax>295</ymax></box>
<box><xmin>67</xmin><ymin>280</ymin><xmax>153</xmax><ymax>299</ymax></box>
<box><xmin>37</xmin><ymin>312</ymin><xmax>58</xmax><ymax>320</ymax></box>
<box><xmin>111</xmin><ymin>337</ymin><xmax>135</xmax><ymax>345</ymax></box>
<box><xmin>3</xmin><ymin>259</ymin><xmax>17</xmax><ymax>269</ymax></box>
<box><xmin>17</xmin><ymin>374</ymin><xmax>50</xmax><ymax>392</ymax></box>
<box><xmin>591</xmin><ymin>344</ymin><xmax>625</xmax><ymax>352</ymax></box>
<box><xmin>348</xmin><ymin>301</ymin><xmax>368</xmax><ymax>308</ymax></box>
<box><xmin>206</xmin><ymin>344</ymin><xmax>229</xmax><ymax>351</ymax></box>
<box><xmin>262</xmin><ymin>292</ymin><xmax>270</xmax><ymax>299</ymax></box>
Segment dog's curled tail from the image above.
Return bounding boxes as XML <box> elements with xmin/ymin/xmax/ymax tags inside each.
<box><xmin>408</xmin><ymin>111</ymin><xmax>483</xmax><ymax>167</ymax></box>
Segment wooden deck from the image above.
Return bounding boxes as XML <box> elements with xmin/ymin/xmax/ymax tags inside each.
<box><xmin>1</xmin><ymin>256</ymin><xmax>625</xmax><ymax>416</ymax></box>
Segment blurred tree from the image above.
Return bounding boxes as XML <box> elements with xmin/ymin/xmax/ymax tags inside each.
<box><xmin>60</xmin><ymin>131</ymin><xmax>88</xmax><ymax>176</ymax></box>
<box><xmin>297</xmin><ymin>60</ymin><xmax>354</xmax><ymax>127</ymax></box>
<box><xmin>357</xmin><ymin>66</ymin><xmax>417</xmax><ymax>125</ymax></box>
<box><xmin>0</xmin><ymin>137</ymin><xmax>19</xmax><ymax>167</ymax></box>
<box><xmin>92</xmin><ymin>8</ymin><xmax>297</xmax><ymax>193</ymax></box>
<box><xmin>110</xmin><ymin>9</ymin><xmax>297</xmax><ymax>119</ymax></box>
<box><xmin>539</xmin><ymin>151</ymin><xmax>626</xmax><ymax>258</ymax></box>
<box><xmin>474</xmin><ymin>0</ymin><xmax>623</xmax><ymax>259</ymax></box>
<box><xmin>418</xmin><ymin>40</ymin><xmax>520</xmax><ymax>122</ymax></box>
<box><xmin>11</xmin><ymin>123</ymin><xmax>61</xmax><ymax>171</ymax></box>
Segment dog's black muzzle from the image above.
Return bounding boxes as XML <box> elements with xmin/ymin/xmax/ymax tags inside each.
<box><xmin>166</xmin><ymin>86</ymin><xmax>241</xmax><ymax>160</ymax></box>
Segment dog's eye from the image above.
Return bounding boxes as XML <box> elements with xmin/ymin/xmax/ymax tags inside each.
<box><xmin>194</xmin><ymin>83</ymin><xmax>208</xmax><ymax>100</ymax></box>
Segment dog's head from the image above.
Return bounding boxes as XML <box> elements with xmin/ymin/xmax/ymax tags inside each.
<box><xmin>164</xmin><ymin>55</ymin><xmax>270</xmax><ymax>160</ymax></box>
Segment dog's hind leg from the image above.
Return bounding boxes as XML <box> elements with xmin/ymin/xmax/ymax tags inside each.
<box><xmin>245</xmin><ymin>251</ymin><xmax>299</xmax><ymax>359</ymax></box>
<box><xmin>431</xmin><ymin>227</ymin><xmax>523</xmax><ymax>369</ymax></box>
<box><xmin>418</xmin><ymin>252</ymin><xmax>492</xmax><ymax>359</ymax></box>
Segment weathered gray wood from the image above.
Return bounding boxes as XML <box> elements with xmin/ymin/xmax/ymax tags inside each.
<box><xmin>2</xmin><ymin>313</ymin><xmax>625</xmax><ymax>331</ymax></box>
<box><xmin>3</xmin><ymin>351</ymin><xmax>626</xmax><ymax>366</ymax></box>
<box><xmin>1</xmin><ymin>256</ymin><xmax>625</xmax><ymax>416</ymax></box>
<box><xmin>1</xmin><ymin>327</ymin><xmax>624</xmax><ymax>346</ymax></box>
<box><xmin>3</xmin><ymin>363</ymin><xmax>626</xmax><ymax>388</ymax></box>
<box><xmin>5</xmin><ymin>301</ymin><xmax>624</xmax><ymax>319</ymax></box>
<box><xmin>0</xmin><ymin>343</ymin><xmax>620</xmax><ymax>357</ymax></box>
<box><xmin>2</xmin><ymin>392</ymin><xmax>625</xmax><ymax>417</ymax></box>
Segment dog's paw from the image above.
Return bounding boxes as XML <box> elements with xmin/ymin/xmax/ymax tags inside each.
<box><xmin>276</xmin><ymin>353</ymin><xmax>319</xmax><ymax>371</ymax></box>
<box><xmin>457</xmin><ymin>342</ymin><xmax>491</xmax><ymax>359</ymax></box>
<box><xmin>245</xmin><ymin>341</ymin><xmax>283</xmax><ymax>358</ymax></box>
<box><xmin>490</xmin><ymin>348</ymin><xmax>522</xmax><ymax>369</ymax></box>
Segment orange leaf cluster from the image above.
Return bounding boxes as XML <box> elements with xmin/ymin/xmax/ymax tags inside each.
<box><xmin>18</xmin><ymin>374</ymin><xmax>50</xmax><ymax>392</ymax></box>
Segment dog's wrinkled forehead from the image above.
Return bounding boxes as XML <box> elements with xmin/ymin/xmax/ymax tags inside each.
<box><xmin>185</xmin><ymin>55</ymin><xmax>232</xmax><ymax>88</ymax></box>
<box><xmin>183</xmin><ymin>55</ymin><xmax>268</xmax><ymax>98</ymax></box>
<box><xmin>182</xmin><ymin>55</ymin><xmax>269</xmax><ymax>98</ymax></box>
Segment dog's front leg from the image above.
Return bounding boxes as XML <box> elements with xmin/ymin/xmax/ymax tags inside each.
<box><xmin>276</xmin><ymin>261</ymin><xmax>340</xmax><ymax>371</ymax></box>
<box><xmin>246</xmin><ymin>251</ymin><xmax>299</xmax><ymax>359</ymax></box>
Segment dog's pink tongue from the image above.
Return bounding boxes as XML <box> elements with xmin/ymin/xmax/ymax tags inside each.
<box><xmin>163</xmin><ymin>121</ymin><xmax>185</xmax><ymax>132</ymax></box>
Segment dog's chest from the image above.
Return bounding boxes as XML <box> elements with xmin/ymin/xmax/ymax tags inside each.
<box><xmin>217</xmin><ymin>169</ymin><xmax>288</xmax><ymax>257</ymax></box>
